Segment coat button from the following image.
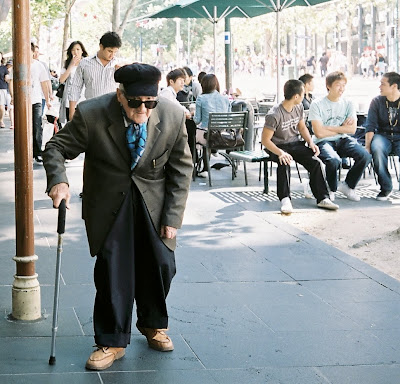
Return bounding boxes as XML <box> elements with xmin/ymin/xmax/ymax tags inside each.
<box><xmin>120</xmin><ymin>191</ymin><xmax>126</xmax><ymax>196</ymax></box>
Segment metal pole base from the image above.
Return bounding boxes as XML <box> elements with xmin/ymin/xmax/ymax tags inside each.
<box><xmin>12</xmin><ymin>273</ymin><xmax>41</xmax><ymax>320</ymax></box>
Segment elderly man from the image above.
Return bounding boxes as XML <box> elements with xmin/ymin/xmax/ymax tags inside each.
<box><xmin>43</xmin><ymin>63</ymin><xmax>193</xmax><ymax>371</ymax></box>
<box><xmin>366</xmin><ymin>72</ymin><xmax>400</xmax><ymax>200</ymax></box>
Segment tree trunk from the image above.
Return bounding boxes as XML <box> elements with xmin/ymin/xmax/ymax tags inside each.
<box><xmin>60</xmin><ymin>0</ymin><xmax>76</xmax><ymax>68</ymax></box>
<box><xmin>117</xmin><ymin>0</ymin><xmax>137</xmax><ymax>37</ymax></box>
<box><xmin>346</xmin><ymin>10</ymin><xmax>354</xmax><ymax>78</ymax></box>
<box><xmin>112</xmin><ymin>0</ymin><xmax>120</xmax><ymax>32</ymax></box>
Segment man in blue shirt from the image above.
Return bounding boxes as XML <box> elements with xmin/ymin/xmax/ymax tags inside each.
<box><xmin>309</xmin><ymin>71</ymin><xmax>371</xmax><ymax>201</ymax></box>
<box><xmin>365</xmin><ymin>72</ymin><xmax>400</xmax><ymax>200</ymax></box>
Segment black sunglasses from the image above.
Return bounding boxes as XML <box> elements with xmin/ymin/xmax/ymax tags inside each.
<box><xmin>125</xmin><ymin>97</ymin><xmax>159</xmax><ymax>109</ymax></box>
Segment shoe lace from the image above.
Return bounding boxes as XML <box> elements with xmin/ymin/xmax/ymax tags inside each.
<box><xmin>93</xmin><ymin>345</ymin><xmax>109</xmax><ymax>352</ymax></box>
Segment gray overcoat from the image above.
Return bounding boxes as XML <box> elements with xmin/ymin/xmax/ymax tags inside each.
<box><xmin>43</xmin><ymin>93</ymin><xmax>193</xmax><ymax>256</ymax></box>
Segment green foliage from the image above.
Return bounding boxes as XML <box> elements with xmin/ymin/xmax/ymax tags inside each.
<box><xmin>0</xmin><ymin>11</ymin><xmax>12</xmax><ymax>53</ymax></box>
<box><xmin>31</xmin><ymin>0</ymin><xmax>64</xmax><ymax>34</ymax></box>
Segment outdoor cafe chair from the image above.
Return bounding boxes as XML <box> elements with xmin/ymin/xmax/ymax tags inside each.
<box><xmin>202</xmin><ymin>112</ymin><xmax>248</xmax><ymax>187</ymax></box>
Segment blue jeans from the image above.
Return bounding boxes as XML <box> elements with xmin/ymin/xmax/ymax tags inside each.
<box><xmin>317</xmin><ymin>136</ymin><xmax>372</xmax><ymax>192</ymax></box>
<box><xmin>371</xmin><ymin>134</ymin><xmax>400</xmax><ymax>192</ymax></box>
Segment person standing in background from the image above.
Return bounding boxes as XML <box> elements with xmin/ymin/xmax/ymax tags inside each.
<box><xmin>33</xmin><ymin>44</ymin><xmax>53</xmax><ymax>115</ymax></box>
<box><xmin>58</xmin><ymin>41</ymin><xmax>88</xmax><ymax>127</ymax></box>
<box><xmin>319</xmin><ymin>52</ymin><xmax>329</xmax><ymax>78</ymax></box>
<box><xmin>5</xmin><ymin>60</ymin><xmax>13</xmax><ymax>129</ymax></box>
<box><xmin>0</xmin><ymin>53</ymin><xmax>9</xmax><ymax>128</ymax></box>
<box><xmin>31</xmin><ymin>42</ymin><xmax>52</xmax><ymax>163</ymax></box>
<box><xmin>68</xmin><ymin>31</ymin><xmax>122</xmax><ymax>120</ymax></box>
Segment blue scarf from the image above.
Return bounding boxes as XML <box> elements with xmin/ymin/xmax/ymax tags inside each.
<box><xmin>122</xmin><ymin>108</ymin><xmax>147</xmax><ymax>170</ymax></box>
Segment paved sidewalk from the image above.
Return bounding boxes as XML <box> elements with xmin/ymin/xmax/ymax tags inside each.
<box><xmin>1</xmin><ymin>118</ymin><xmax>400</xmax><ymax>384</ymax></box>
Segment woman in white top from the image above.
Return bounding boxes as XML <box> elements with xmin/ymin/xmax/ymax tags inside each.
<box><xmin>58</xmin><ymin>41</ymin><xmax>88</xmax><ymax>126</ymax></box>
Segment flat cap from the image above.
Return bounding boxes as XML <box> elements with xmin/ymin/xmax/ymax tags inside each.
<box><xmin>114</xmin><ymin>63</ymin><xmax>161</xmax><ymax>97</ymax></box>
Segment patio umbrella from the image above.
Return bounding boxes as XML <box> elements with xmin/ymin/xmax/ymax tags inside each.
<box><xmin>147</xmin><ymin>0</ymin><xmax>334</xmax><ymax>100</ymax></box>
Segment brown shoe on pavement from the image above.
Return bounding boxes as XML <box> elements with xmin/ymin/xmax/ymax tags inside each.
<box><xmin>137</xmin><ymin>325</ymin><xmax>174</xmax><ymax>351</ymax></box>
<box><xmin>85</xmin><ymin>346</ymin><xmax>125</xmax><ymax>371</ymax></box>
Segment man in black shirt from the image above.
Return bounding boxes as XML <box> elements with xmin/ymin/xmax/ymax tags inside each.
<box><xmin>366</xmin><ymin>72</ymin><xmax>400</xmax><ymax>200</ymax></box>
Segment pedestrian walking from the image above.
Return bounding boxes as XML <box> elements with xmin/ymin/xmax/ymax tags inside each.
<box><xmin>68</xmin><ymin>31</ymin><xmax>122</xmax><ymax>120</ymax></box>
<box><xmin>43</xmin><ymin>63</ymin><xmax>193</xmax><ymax>371</ymax></box>
<box><xmin>57</xmin><ymin>41</ymin><xmax>88</xmax><ymax>127</ymax></box>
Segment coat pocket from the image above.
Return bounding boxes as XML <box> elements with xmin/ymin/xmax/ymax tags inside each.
<box><xmin>151</xmin><ymin>149</ymin><xmax>169</xmax><ymax>170</ymax></box>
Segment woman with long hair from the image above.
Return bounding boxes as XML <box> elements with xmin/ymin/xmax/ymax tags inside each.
<box><xmin>193</xmin><ymin>74</ymin><xmax>230</xmax><ymax>176</ymax></box>
<box><xmin>193</xmin><ymin>74</ymin><xmax>230</xmax><ymax>140</ymax></box>
<box><xmin>58</xmin><ymin>41</ymin><xmax>88</xmax><ymax>126</ymax></box>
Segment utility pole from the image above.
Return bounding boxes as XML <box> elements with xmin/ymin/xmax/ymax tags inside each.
<box><xmin>224</xmin><ymin>18</ymin><xmax>232</xmax><ymax>94</ymax></box>
<box><xmin>11</xmin><ymin>0</ymin><xmax>41</xmax><ymax>320</ymax></box>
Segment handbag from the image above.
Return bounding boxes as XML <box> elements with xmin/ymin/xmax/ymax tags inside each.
<box><xmin>208</xmin><ymin>128</ymin><xmax>245</xmax><ymax>149</ymax></box>
<box><xmin>55</xmin><ymin>83</ymin><xmax>65</xmax><ymax>98</ymax></box>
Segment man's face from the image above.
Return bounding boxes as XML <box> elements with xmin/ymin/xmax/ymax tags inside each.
<box><xmin>99</xmin><ymin>45</ymin><xmax>119</xmax><ymax>62</ymax></box>
<box><xmin>380</xmin><ymin>77</ymin><xmax>396</xmax><ymax>97</ymax></box>
<box><xmin>307</xmin><ymin>79</ymin><xmax>315</xmax><ymax>92</ymax></box>
<box><xmin>327</xmin><ymin>79</ymin><xmax>346</xmax><ymax>98</ymax></box>
<box><xmin>170</xmin><ymin>77</ymin><xmax>185</xmax><ymax>93</ymax></box>
<box><xmin>33</xmin><ymin>47</ymin><xmax>40</xmax><ymax>60</ymax></box>
<box><xmin>117</xmin><ymin>89</ymin><xmax>157</xmax><ymax>125</ymax></box>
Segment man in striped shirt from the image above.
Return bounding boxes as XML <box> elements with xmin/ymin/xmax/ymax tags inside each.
<box><xmin>68</xmin><ymin>31</ymin><xmax>122</xmax><ymax>120</ymax></box>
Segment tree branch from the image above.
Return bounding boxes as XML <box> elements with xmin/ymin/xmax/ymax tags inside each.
<box><xmin>118</xmin><ymin>0</ymin><xmax>138</xmax><ymax>37</ymax></box>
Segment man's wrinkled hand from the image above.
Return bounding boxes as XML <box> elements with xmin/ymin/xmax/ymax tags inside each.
<box><xmin>160</xmin><ymin>225</ymin><xmax>177</xmax><ymax>239</ymax></box>
<box><xmin>49</xmin><ymin>183</ymin><xmax>71</xmax><ymax>209</ymax></box>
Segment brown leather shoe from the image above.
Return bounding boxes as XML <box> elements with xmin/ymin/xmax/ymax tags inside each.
<box><xmin>137</xmin><ymin>325</ymin><xmax>174</xmax><ymax>351</ymax></box>
<box><xmin>85</xmin><ymin>346</ymin><xmax>125</xmax><ymax>370</ymax></box>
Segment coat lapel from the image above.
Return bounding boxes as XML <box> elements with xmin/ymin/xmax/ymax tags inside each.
<box><xmin>107</xmin><ymin>98</ymin><xmax>131</xmax><ymax>166</ymax></box>
<box><xmin>136</xmin><ymin>108</ymin><xmax>161</xmax><ymax>168</ymax></box>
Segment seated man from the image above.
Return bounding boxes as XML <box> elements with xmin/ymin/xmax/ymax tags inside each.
<box><xmin>262</xmin><ymin>79</ymin><xmax>338</xmax><ymax>214</ymax></box>
<box><xmin>309</xmin><ymin>71</ymin><xmax>371</xmax><ymax>201</ymax></box>
<box><xmin>365</xmin><ymin>71</ymin><xmax>400</xmax><ymax>200</ymax></box>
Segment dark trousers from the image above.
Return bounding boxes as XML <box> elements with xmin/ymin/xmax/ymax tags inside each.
<box><xmin>93</xmin><ymin>183</ymin><xmax>176</xmax><ymax>347</ymax></box>
<box><xmin>268</xmin><ymin>141</ymin><xmax>329</xmax><ymax>202</ymax></box>
<box><xmin>32</xmin><ymin>103</ymin><xmax>43</xmax><ymax>158</ymax></box>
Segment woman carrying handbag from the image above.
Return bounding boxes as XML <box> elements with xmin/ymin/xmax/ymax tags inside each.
<box><xmin>58</xmin><ymin>41</ymin><xmax>88</xmax><ymax>128</ymax></box>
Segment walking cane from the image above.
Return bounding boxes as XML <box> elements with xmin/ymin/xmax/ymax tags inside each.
<box><xmin>49</xmin><ymin>199</ymin><xmax>66</xmax><ymax>365</ymax></box>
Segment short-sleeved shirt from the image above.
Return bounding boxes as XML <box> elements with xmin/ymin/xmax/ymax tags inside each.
<box><xmin>308</xmin><ymin>96</ymin><xmax>356</xmax><ymax>144</ymax></box>
<box><xmin>0</xmin><ymin>65</ymin><xmax>9</xmax><ymax>90</ymax></box>
<box><xmin>264</xmin><ymin>103</ymin><xmax>304</xmax><ymax>146</ymax></box>
<box><xmin>31</xmin><ymin>59</ymin><xmax>49</xmax><ymax>105</ymax></box>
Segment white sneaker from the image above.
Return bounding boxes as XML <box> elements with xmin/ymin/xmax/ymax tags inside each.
<box><xmin>317</xmin><ymin>198</ymin><xmax>339</xmax><ymax>210</ymax></box>
<box><xmin>197</xmin><ymin>171</ymin><xmax>208</xmax><ymax>178</ymax></box>
<box><xmin>280</xmin><ymin>197</ymin><xmax>293</xmax><ymax>214</ymax></box>
<box><xmin>329</xmin><ymin>191</ymin><xmax>335</xmax><ymax>201</ymax></box>
<box><xmin>302</xmin><ymin>178</ymin><xmax>313</xmax><ymax>199</ymax></box>
<box><xmin>338</xmin><ymin>182</ymin><xmax>360</xmax><ymax>201</ymax></box>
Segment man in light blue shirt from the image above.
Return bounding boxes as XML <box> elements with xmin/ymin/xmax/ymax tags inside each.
<box><xmin>309</xmin><ymin>71</ymin><xmax>371</xmax><ymax>201</ymax></box>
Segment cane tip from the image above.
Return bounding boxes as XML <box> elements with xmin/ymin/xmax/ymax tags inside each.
<box><xmin>49</xmin><ymin>356</ymin><xmax>56</xmax><ymax>365</ymax></box>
